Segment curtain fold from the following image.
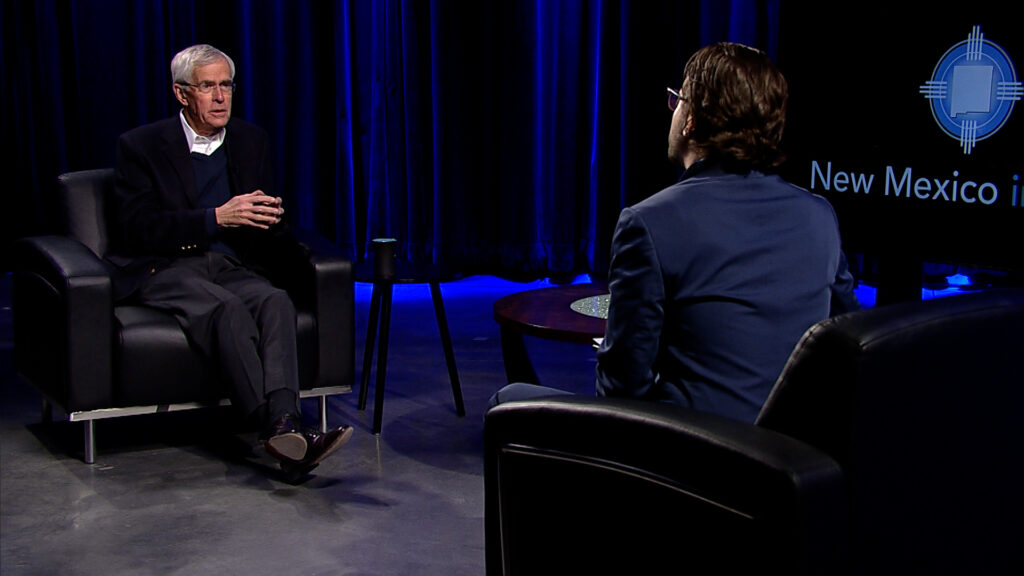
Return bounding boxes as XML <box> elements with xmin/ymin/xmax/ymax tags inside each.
<box><xmin>4</xmin><ymin>0</ymin><xmax>780</xmax><ymax>277</ymax></box>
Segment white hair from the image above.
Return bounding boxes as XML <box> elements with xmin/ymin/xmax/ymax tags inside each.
<box><xmin>170</xmin><ymin>44</ymin><xmax>235</xmax><ymax>84</ymax></box>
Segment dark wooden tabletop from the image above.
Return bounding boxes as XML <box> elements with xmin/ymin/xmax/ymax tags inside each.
<box><xmin>493</xmin><ymin>283</ymin><xmax>609</xmax><ymax>344</ymax></box>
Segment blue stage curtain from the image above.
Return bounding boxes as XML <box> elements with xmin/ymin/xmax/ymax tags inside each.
<box><xmin>3</xmin><ymin>0</ymin><xmax>780</xmax><ymax>277</ymax></box>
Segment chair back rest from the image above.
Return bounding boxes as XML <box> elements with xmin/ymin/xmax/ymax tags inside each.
<box><xmin>56</xmin><ymin>168</ymin><xmax>115</xmax><ymax>258</ymax></box>
<box><xmin>757</xmin><ymin>288</ymin><xmax>1024</xmax><ymax>574</ymax></box>
<box><xmin>485</xmin><ymin>396</ymin><xmax>846</xmax><ymax>575</ymax></box>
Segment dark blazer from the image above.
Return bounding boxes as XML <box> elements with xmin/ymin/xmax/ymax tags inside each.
<box><xmin>595</xmin><ymin>162</ymin><xmax>860</xmax><ymax>423</ymax></box>
<box><xmin>107</xmin><ymin>115</ymin><xmax>300</xmax><ymax>300</ymax></box>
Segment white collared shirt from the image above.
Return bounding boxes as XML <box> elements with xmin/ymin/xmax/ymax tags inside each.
<box><xmin>179</xmin><ymin>110</ymin><xmax>226</xmax><ymax>156</ymax></box>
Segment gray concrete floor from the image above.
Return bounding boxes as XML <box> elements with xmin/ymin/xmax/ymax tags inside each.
<box><xmin>0</xmin><ymin>274</ymin><xmax>599</xmax><ymax>576</ymax></box>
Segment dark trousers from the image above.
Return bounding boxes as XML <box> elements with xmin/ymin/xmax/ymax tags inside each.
<box><xmin>136</xmin><ymin>252</ymin><xmax>300</xmax><ymax>422</ymax></box>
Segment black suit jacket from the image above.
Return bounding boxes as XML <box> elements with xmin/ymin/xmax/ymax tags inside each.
<box><xmin>107</xmin><ymin>115</ymin><xmax>303</xmax><ymax>300</ymax></box>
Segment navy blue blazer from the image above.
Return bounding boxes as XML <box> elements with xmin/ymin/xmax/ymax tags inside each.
<box><xmin>595</xmin><ymin>162</ymin><xmax>859</xmax><ymax>423</ymax></box>
<box><xmin>107</xmin><ymin>116</ymin><xmax>297</xmax><ymax>301</ymax></box>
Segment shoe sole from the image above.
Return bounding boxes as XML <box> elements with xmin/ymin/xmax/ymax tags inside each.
<box><xmin>265</xmin><ymin>431</ymin><xmax>307</xmax><ymax>462</ymax></box>
<box><xmin>309</xmin><ymin>426</ymin><xmax>354</xmax><ymax>465</ymax></box>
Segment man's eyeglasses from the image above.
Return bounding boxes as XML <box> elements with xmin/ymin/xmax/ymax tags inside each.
<box><xmin>667</xmin><ymin>87</ymin><xmax>685</xmax><ymax>111</ymax></box>
<box><xmin>179</xmin><ymin>81</ymin><xmax>236</xmax><ymax>95</ymax></box>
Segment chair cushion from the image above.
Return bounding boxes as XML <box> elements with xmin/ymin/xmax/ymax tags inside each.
<box><xmin>113</xmin><ymin>305</ymin><xmax>321</xmax><ymax>407</ymax></box>
<box><xmin>114</xmin><ymin>306</ymin><xmax>220</xmax><ymax>406</ymax></box>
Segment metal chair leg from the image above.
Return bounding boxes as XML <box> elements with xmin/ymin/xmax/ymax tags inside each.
<box><xmin>318</xmin><ymin>395</ymin><xmax>328</xmax><ymax>433</ymax></box>
<box><xmin>84</xmin><ymin>420</ymin><xmax>96</xmax><ymax>464</ymax></box>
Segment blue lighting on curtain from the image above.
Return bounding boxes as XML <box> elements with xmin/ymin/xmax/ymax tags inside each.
<box><xmin>10</xmin><ymin>0</ymin><xmax>1020</xmax><ymax>310</ymax></box>
<box><xmin>429</xmin><ymin>0</ymin><xmax>443</xmax><ymax>264</ymax></box>
<box><xmin>533</xmin><ymin>0</ymin><xmax>548</xmax><ymax>270</ymax></box>
<box><xmin>336</xmin><ymin>0</ymin><xmax>359</xmax><ymax>252</ymax></box>
<box><xmin>9</xmin><ymin>0</ymin><xmax>789</xmax><ymax>278</ymax></box>
<box><xmin>237</xmin><ymin>2</ymin><xmax>254</xmax><ymax>124</ymax></box>
<box><xmin>586</xmin><ymin>0</ymin><xmax>604</xmax><ymax>273</ymax></box>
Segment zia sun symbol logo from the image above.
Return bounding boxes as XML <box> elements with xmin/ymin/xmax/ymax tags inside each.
<box><xmin>919</xmin><ymin>26</ymin><xmax>1022</xmax><ymax>154</ymax></box>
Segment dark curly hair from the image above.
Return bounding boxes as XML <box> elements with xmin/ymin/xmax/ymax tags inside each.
<box><xmin>680</xmin><ymin>42</ymin><xmax>788</xmax><ymax>173</ymax></box>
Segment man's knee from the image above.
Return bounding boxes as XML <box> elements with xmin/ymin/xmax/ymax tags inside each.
<box><xmin>259</xmin><ymin>287</ymin><xmax>297</xmax><ymax>324</ymax></box>
<box><xmin>266</xmin><ymin>286</ymin><xmax>294</xmax><ymax>310</ymax></box>
<box><xmin>212</xmin><ymin>294</ymin><xmax>258</xmax><ymax>332</ymax></box>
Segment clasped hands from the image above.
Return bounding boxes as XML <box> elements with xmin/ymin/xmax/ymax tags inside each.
<box><xmin>215</xmin><ymin>190</ymin><xmax>284</xmax><ymax>229</ymax></box>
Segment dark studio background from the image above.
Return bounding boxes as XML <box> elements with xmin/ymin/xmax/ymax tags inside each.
<box><xmin>778</xmin><ymin>3</ymin><xmax>1024</xmax><ymax>297</ymax></box>
<box><xmin>5</xmin><ymin>1</ymin><xmax>1020</xmax><ymax>291</ymax></box>
<box><xmin>3</xmin><ymin>0</ymin><xmax>781</xmax><ymax>280</ymax></box>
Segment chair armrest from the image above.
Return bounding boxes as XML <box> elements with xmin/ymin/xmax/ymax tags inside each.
<box><xmin>307</xmin><ymin>253</ymin><xmax>354</xmax><ymax>389</ymax></box>
<box><xmin>288</xmin><ymin>228</ymin><xmax>355</xmax><ymax>390</ymax></box>
<box><xmin>12</xmin><ymin>236</ymin><xmax>114</xmax><ymax>412</ymax></box>
<box><xmin>484</xmin><ymin>395</ymin><xmax>848</xmax><ymax>575</ymax></box>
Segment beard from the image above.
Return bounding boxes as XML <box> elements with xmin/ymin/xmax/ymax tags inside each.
<box><xmin>667</xmin><ymin>128</ymin><xmax>691</xmax><ymax>167</ymax></box>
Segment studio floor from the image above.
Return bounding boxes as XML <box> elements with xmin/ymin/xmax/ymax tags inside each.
<box><xmin>0</xmin><ymin>274</ymin><xmax>600</xmax><ymax>576</ymax></box>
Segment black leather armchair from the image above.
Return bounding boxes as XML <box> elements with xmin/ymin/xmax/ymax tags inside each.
<box><xmin>13</xmin><ymin>169</ymin><xmax>355</xmax><ymax>463</ymax></box>
<box><xmin>484</xmin><ymin>288</ymin><xmax>1024</xmax><ymax>575</ymax></box>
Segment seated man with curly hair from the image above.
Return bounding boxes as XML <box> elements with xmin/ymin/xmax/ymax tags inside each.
<box><xmin>593</xmin><ymin>42</ymin><xmax>860</xmax><ymax>422</ymax></box>
<box><xmin>490</xmin><ymin>42</ymin><xmax>859</xmax><ymax>423</ymax></box>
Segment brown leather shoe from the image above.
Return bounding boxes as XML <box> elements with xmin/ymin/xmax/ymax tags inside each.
<box><xmin>262</xmin><ymin>415</ymin><xmax>307</xmax><ymax>462</ymax></box>
<box><xmin>278</xmin><ymin>425</ymin><xmax>353</xmax><ymax>482</ymax></box>
<box><xmin>302</xmin><ymin>425</ymin><xmax>354</xmax><ymax>466</ymax></box>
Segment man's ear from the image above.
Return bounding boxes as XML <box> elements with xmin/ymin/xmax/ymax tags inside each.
<box><xmin>173</xmin><ymin>84</ymin><xmax>189</xmax><ymax>107</ymax></box>
<box><xmin>682</xmin><ymin>114</ymin><xmax>695</xmax><ymax>137</ymax></box>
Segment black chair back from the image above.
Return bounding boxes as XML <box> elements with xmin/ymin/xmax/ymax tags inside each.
<box><xmin>485</xmin><ymin>396</ymin><xmax>846</xmax><ymax>575</ymax></box>
<box><xmin>758</xmin><ymin>288</ymin><xmax>1024</xmax><ymax>574</ymax></box>
<box><xmin>485</xmin><ymin>288</ymin><xmax>1024</xmax><ymax>575</ymax></box>
<box><xmin>56</xmin><ymin>168</ymin><xmax>115</xmax><ymax>258</ymax></box>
